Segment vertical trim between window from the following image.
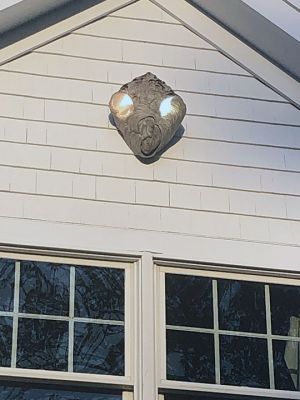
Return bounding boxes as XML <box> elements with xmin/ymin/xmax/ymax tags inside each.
<box><xmin>265</xmin><ymin>284</ymin><xmax>275</xmax><ymax>389</ymax></box>
<box><xmin>212</xmin><ymin>279</ymin><xmax>221</xmax><ymax>385</ymax></box>
<box><xmin>11</xmin><ymin>260</ymin><xmax>20</xmax><ymax>368</ymax></box>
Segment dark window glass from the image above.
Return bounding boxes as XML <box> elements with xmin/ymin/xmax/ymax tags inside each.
<box><xmin>167</xmin><ymin>330</ymin><xmax>215</xmax><ymax>383</ymax></box>
<box><xmin>164</xmin><ymin>395</ymin><xmax>273</xmax><ymax>400</ymax></box>
<box><xmin>166</xmin><ymin>274</ymin><xmax>213</xmax><ymax>328</ymax></box>
<box><xmin>218</xmin><ymin>279</ymin><xmax>266</xmax><ymax>333</ymax></box>
<box><xmin>0</xmin><ymin>382</ymin><xmax>122</xmax><ymax>399</ymax></box>
<box><xmin>0</xmin><ymin>259</ymin><xmax>15</xmax><ymax>312</ymax></box>
<box><xmin>74</xmin><ymin>322</ymin><xmax>124</xmax><ymax>376</ymax></box>
<box><xmin>75</xmin><ymin>267</ymin><xmax>124</xmax><ymax>321</ymax></box>
<box><xmin>19</xmin><ymin>261</ymin><xmax>69</xmax><ymax>316</ymax></box>
<box><xmin>270</xmin><ymin>284</ymin><xmax>300</xmax><ymax>336</ymax></box>
<box><xmin>17</xmin><ymin>318</ymin><xmax>68</xmax><ymax>371</ymax></box>
<box><xmin>164</xmin><ymin>396</ymin><xmax>213</xmax><ymax>400</ymax></box>
<box><xmin>0</xmin><ymin>317</ymin><xmax>13</xmax><ymax>367</ymax></box>
<box><xmin>220</xmin><ymin>335</ymin><xmax>269</xmax><ymax>388</ymax></box>
<box><xmin>273</xmin><ymin>340</ymin><xmax>300</xmax><ymax>391</ymax></box>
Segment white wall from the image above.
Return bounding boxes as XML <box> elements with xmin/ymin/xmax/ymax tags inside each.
<box><xmin>0</xmin><ymin>0</ymin><xmax>299</xmax><ymax>270</ymax></box>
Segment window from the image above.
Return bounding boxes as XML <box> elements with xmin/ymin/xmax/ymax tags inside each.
<box><xmin>157</xmin><ymin>265</ymin><xmax>300</xmax><ymax>399</ymax></box>
<box><xmin>0</xmin><ymin>253</ymin><xmax>135</xmax><ymax>399</ymax></box>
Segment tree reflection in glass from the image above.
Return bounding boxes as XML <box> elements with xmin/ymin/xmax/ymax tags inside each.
<box><xmin>75</xmin><ymin>267</ymin><xmax>124</xmax><ymax>321</ymax></box>
<box><xmin>0</xmin><ymin>382</ymin><xmax>122</xmax><ymax>400</ymax></box>
<box><xmin>167</xmin><ymin>330</ymin><xmax>215</xmax><ymax>383</ymax></box>
<box><xmin>218</xmin><ymin>279</ymin><xmax>266</xmax><ymax>333</ymax></box>
<box><xmin>0</xmin><ymin>259</ymin><xmax>15</xmax><ymax>312</ymax></box>
<box><xmin>17</xmin><ymin>318</ymin><xmax>68</xmax><ymax>371</ymax></box>
<box><xmin>166</xmin><ymin>274</ymin><xmax>213</xmax><ymax>328</ymax></box>
<box><xmin>273</xmin><ymin>340</ymin><xmax>300</xmax><ymax>391</ymax></box>
<box><xmin>0</xmin><ymin>317</ymin><xmax>13</xmax><ymax>367</ymax></box>
<box><xmin>74</xmin><ymin>323</ymin><xmax>124</xmax><ymax>375</ymax></box>
<box><xmin>220</xmin><ymin>335</ymin><xmax>269</xmax><ymax>388</ymax></box>
<box><xmin>19</xmin><ymin>261</ymin><xmax>70</xmax><ymax>316</ymax></box>
<box><xmin>270</xmin><ymin>284</ymin><xmax>300</xmax><ymax>337</ymax></box>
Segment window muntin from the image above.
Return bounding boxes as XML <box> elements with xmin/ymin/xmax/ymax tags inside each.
<box><xmin>160</xmin><ymin>267</ymin><xmax>300</xmax><ymax>395</ymax></box>
<box><xmin>0</xmin><ymin>256</ymin><xmax>132</xmax><ymax>385</ymax></box>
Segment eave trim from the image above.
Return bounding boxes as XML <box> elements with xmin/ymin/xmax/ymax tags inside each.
<box><xmin>151</xmin><ymin>0</ymin><xmax>300</xmax><ymax>109</ymax></box>
<box><xmin>0</xmin><ymin>0</ymin><xmax>138</xmax><ymax>67</ymax></box>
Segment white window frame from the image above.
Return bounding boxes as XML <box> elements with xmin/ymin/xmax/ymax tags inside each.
<box><xmin>155</xmin><ymin>261</ymin><xmax>300</xmax><ymax>400</ymax></box>
<box><xmin>0</xmin><ymin>249</ymin><xmax>138</xmax><ymax>400</ymax></box>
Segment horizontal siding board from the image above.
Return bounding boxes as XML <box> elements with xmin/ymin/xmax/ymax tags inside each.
<box><xmin>0</xmin><ymin>190</ymin><xmax>298</xmax><ymax>245</ymax></box>
<box><xmin>0</xmin><ymin>71</ymin><xmax>115</xmax><ymax>105</ymax></box>
<box><xmin>0</xmin><ymin>166</ymin><xmax>299</xmax><ymax>222</ymax></box>
<box><xmin>111</xmin><ymin>0</ymin><xmax>179</xmax><ymax>23</ymax></box>
<box><xmin>179</xmin><ymin>139</ymin><xmax>287</xmax><ymax>170</ymax></box>
<box><xmin>76</xmin><ymin>16</ymin><xmax>214</xmax><ymax>49</ymax></box>
<box><xmin>44</xmin><ymin>100</ymin><xmax>109</xmax><ymax>127</ymax></box>
<box><xmin>0</xmin><ymin>140</ymin><xmax>299</xmax><ymax>199</ymax></box>
<box><xmin>2</xmin><ymin>58</ymin><xmax>284</xmax><ymax>101</ymax></box>
<box><xmin>0</xmin><ymin>216</ymin><xmax>299</xmax><ymax>270</ymax></box>
<box><xmin>184</xmin><ymin>115</ymin><xmax>300</xmax><ymax>149</ymax></box>
<box><xmin>0</xmin><ymin>119</ymin><xmax>298</xmax><ymax>173</ymax></box>
<box><xmin>182</xmin><ymin>92</ymin><xmax>300</xmax><ymax>125</ymax></box>
<box><xmin>40</xmin><ymin>35</ymin><xmax>124</xmax><ymax>63</ymax></box>
<box><xmin>0</xmin><ymin>142</ymin><xmax>51</xmax><ymax>169</ymax></box>
<box><xmin>1</xmin><ymin>91</ymin><xmax>298</xmax><ymax>130</ymax></box>
<box><xmin>0</xmin><ymin>0</ymin><xmax>299</xmax><ymax>259</ymax></box>
<box><xmin>39</xmin><ymin>34</ymin><xmax>249</xmax><ymax>75</ymax></box>
<box><xmin>0</xmin><ymin>93</ymin><xmax>44</xmax><ymax>120</ymax></box>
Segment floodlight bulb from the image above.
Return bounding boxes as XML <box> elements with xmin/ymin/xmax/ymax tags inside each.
<box><xmin>110</xmin><ymin>93</ymin><xmax>134</xmax><ymax>119</ymax></box>
<box><xmin>160</xmin><ymin>96</ymin><xmax>175</xmax><ymax>117</ymax></box>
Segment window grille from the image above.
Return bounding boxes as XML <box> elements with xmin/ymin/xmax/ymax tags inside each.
<box><xmin>157</xmin><ymin>265</ymin><xmax>300</xmax><ymax>399</ymax></box>
<box><xmin>0</xmin><ymin>254</ymin><xmax>135</xmax><ymax>400</ymax></box>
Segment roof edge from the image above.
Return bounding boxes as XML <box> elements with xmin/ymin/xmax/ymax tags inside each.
<box><xmin>0</xmin><ymin>0</ymin><xmax>137</xmax><ymax>64</ymax></box>
<box><xmin>151</xmin><ymin>0</ymin><xmax>300</xmax><ymax>109</ymax></box>
<box><xmin>188</xmin><ymin>0</ymin><xmax>300</xmax><ymax>82</ymax></box>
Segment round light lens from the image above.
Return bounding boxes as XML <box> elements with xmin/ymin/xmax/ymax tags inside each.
<box><xmin>110</xmin><ymin>92</ymin><xmax>134</xmax><ymax>119</ymax></box>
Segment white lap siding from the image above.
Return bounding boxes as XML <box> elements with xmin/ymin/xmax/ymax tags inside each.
<box><xmin>0</xmin><ymin>0</ymin><xmax>299</xmax><ymax>269</ymax></box>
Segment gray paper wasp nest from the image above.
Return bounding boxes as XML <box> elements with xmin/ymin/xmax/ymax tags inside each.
<box><xmin>109</xmin><ymin>72</ymin><xmax>186</xmax><ymax>160</ymax></box>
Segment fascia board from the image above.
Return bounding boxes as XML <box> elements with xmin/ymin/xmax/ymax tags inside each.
<box><xmin>189</xmin><ymin>0</ymin><xmax>300</xmax><ymax>82</ymax></box>
<box><xmin>242</xmin><ymin>0</ymin><xmax>300</xmax><ymax>42</ymax></box>
<box><xmin>0</xmin><ymin>0</ymin><xmax>137</xmax><ymax>66</ymax></box>
<box><xmin>0</xmin><ymin>0</ymin><xmax>23</xmax><ymax>11</ymax></box>
<box><xmin>151</xmin><ymin>0</ymin><xmax>300</xmax><ymax>109</ymax></box>
<box><xmin>0</xmin><ymin>0</ymin><xmax>73</xmax><ymax>34</ymax></box>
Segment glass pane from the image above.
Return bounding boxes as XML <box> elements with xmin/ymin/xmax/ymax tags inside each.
<box><xmin>17</xmin><ymin>318</ymin><xmax>68</xmax><ymax>371</ymax></box>
<box><xmin>220</xmin><ymin>335</ymin><xmax>269</xmax><ymax>388</ymax></box>
<box><xmin>166</xmin><ymin>330</ymin><xmax>215</xmax><ymax>383</ymax></box>
<box><xmin>166</xmin><ymin>274</ymin><xmax>213</xmax><ymax>328</ymax></box>
<box><xmin>218</xmin><ymin>279</ymin><xmax>266</xmax><ymax>333</ymax></box>
<box><xmin>74</xmin><ymin>322</ymin><xmax>124</xmax><ymax>375</ymax></box>
<box><xmin>0</xmin><ymin>382</ymin><xmax>122</xmax><ymax>399</ymax></box>
<box><xmin>165</xmin><ymin>396</ymin><xmax>212</xmax><ymax>400</ymax></box>
<box><xmin>164</xmin><ymin>396</ymin><xmax>213</xmax><ymax>400</ymax></box>
<box><xmin>75</xmin><ymin>267</ymin><xmax>124</xmax><ymax>321</ymax></box>
<box><xmin>0</xmin><ymin>259</ymin><xmax>15</xmax><ymax>312</ymax></box>
<box><xmin>273</xmin><ymin>339</ymin><xmax>300</xmax><ymax>391</ymax></box>
<box><xmin>270</xmin><ymin>284</ymin><xmax>300</xmax><ymax>336</ymax></box>
<box><xmin>19</xmin><ymin>261</ymin><xmax>70</xmax><ymax>316</ymax></box>
<box><xmin>0</xmin><ymin>316</ymin><xmax>13</xmax><ymax>367</ymax></box>
<box><xmin>164</xmin><ymin>395</ymin><xmax>270</xmax><ymax>400</ymax></box>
